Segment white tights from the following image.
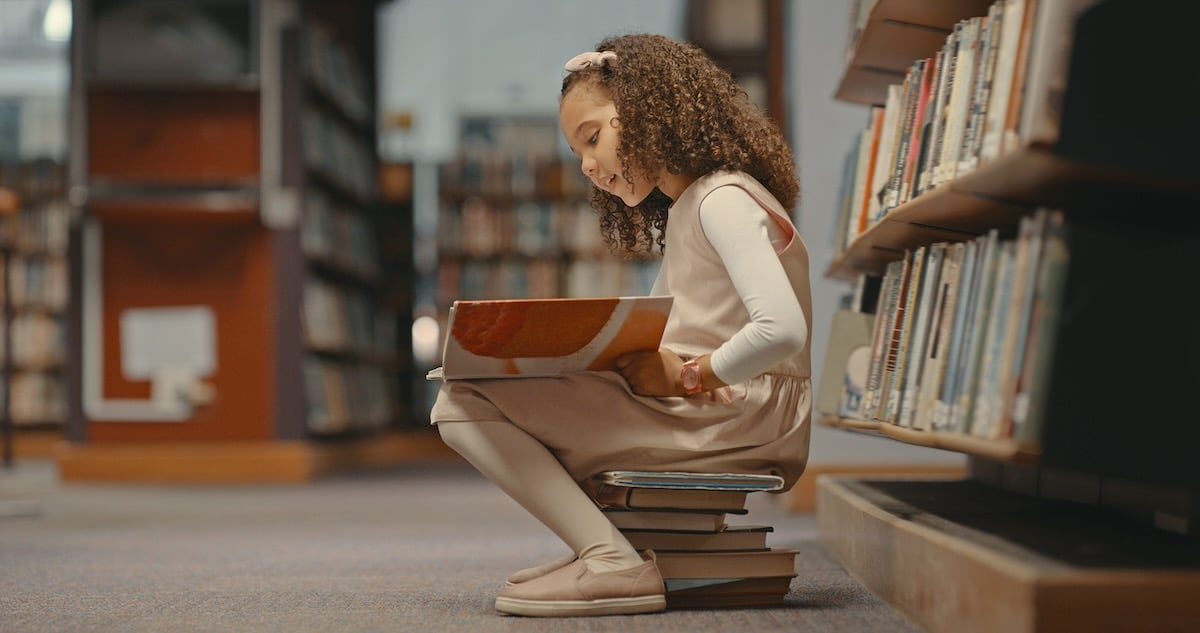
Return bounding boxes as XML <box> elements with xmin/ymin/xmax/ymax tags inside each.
<box><xmin>437</xmin><ymin>420</ymin><xmax>644</xmax><ymax>574</ymax></box>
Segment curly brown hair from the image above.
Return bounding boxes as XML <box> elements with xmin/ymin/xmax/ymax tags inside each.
<box><xmin>561</xmin><ymin>33</ymin><xmax>799</xmax><ymax>256</ymax></box>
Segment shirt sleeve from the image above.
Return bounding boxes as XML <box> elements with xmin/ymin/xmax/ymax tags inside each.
<box><xmin>699</xmin><ymin>185</ymin><xmax>808</xmax><ymax>385</ymax></box>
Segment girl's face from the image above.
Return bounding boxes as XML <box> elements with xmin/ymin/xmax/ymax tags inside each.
<box><xmin>559</xmin><ymin>83</ymin><xmax>657</xmax><ymax>207</ymax></box>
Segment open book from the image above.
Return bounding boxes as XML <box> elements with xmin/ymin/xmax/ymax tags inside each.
<box><xmin>427</xmin><ymin>296</ymin><xmax>673</xmax><ymax>380</ymax></box>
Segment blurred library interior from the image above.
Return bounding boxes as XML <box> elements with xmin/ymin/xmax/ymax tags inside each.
<box><xmin>2</xmin><ymin>0</ymin><xmax>1200</xmax><ymax>630</ymax></box>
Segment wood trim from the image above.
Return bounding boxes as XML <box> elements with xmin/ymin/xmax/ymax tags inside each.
<box><xmin>12</xmin><ymin>428</ymin><xmax>65</xmax><ymax>459</ymax></box>
<box><xmin>789</xmin><ymin>463</ymin><xmax>966</xmax><ymax>512</ymax></box>
<box><xmin>818</xmin><ymin>476</ymin><xmax>1200</xmax><ymax>633</ymax></box>
<box><xmin>55</xmin><ymin>430</ymin><xmax>461</xmax><ymax>484</ymax></box>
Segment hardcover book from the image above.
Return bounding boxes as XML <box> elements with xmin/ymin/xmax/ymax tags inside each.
<box><xmin>594</xmin><ymin>470</ymin><xmax>785</xmax><ymax>492</ymax></box>
<box><xmin>427</xmin><ymin>296</ymin><xmax>673</xmax><ymax>380</ymax></box>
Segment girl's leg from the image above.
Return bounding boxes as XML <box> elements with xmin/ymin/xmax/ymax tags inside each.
<box><xmin>437</xmin><ymin>420</ymin><xmax>643</xmax><ymax>574</ymax></box>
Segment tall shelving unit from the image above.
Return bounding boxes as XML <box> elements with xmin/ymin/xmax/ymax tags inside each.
<box><xmin>815</xmin><ymin>1</ymin><xmax>1200</xmax><ymax>631</ymax></box>
<box><xmin>0</xmin><ymin>162</ymin><xmax>70</xmax><ymax>463</ymax></box>
<box><xmin>59</xmin><ymin>0</ymin><xmax>448</xmax><ymax>483</ymax></box>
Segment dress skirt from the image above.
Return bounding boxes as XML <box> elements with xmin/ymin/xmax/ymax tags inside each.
<box><xmin>430</xmin><ymin>371</ymin><xmax>811</xmax><ymax>491</ymax></box>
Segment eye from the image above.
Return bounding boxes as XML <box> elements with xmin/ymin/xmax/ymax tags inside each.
<box><xmin>588</xmin><ymin>132</ymin><xmax>598</xmax><ymax>145</ymax></box>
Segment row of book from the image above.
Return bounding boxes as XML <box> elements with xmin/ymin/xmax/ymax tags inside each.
<box><xmin>302</xmin><ymin>280</ymin><xmax>397</xmax><ymax>358</ymax></box>
<box><xmin>0</xmin><ymin>313</ymin><xmax>65</xmax><ymax>369</ymax></box>
<box><xmin>440</xmin><ymin>157</ymin><xmax>593</xmax><ymax>202</ymax></box>
<box><xmin>302</xmin><ymin>22</ymin><xmax>372</xmax><ymax>129</ymax></box>
<box><xmin>836</xmin><ymin>0</ymin><xmax>1091</xmax><ymax>255</ymax></box>
<box><xmin>4</xmin><ymin>371</ymin><xmax>66</xmax><ymax>426</ymax></box>
<box><xmin>0</xmin><ymin>200</ymin><xmax>69</xmax><ymax>255</ymax></box>
<box><xmin>301</xmin><ymin>190</ymin><xmax>380</xmax><ymax>281</ymax></box>
<box><xmin>302</xmin><ymin>106</ymin><xmax>378</xmax><ymax>203</ymax></box>
<box><xmin>844</xmin><ymin>208</ymin><xmax>1069</xmax><ymax>444</ymax></box>
<box><xmin>0</xmin><ymin>161</ymin><xmax>69</xmax><ymax>430</ymax></box>
<box><xmin>438</xmin><ymin>198</ymin><xmax>618</xmax><ymax>259</ymax></box>
<box><xmin>0</xmin><ymin>252</ymin><xmax>69</xmax><ymax>312</ymax></box>
<box><xmin>302</xmin><ymin>357</ymin><xmax>397</xmax><ymax>434</ymax></box>
<box><xmin>0</xmin><ymin>160</ymin><xmax>67</xmax><ymax>204</ymax></box>
<box><xmin>587</xmin><ymin>471</ymin><xmax>797</xmax><ymax>609</ymax></box>
<box><xmin>435</xmin><ymin>257</ymin><xmax>659</xmax><ymax>309</ymax></box>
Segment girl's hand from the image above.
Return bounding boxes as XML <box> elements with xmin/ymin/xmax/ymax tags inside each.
<box><xmin>614</xmin><ymin>349</ymin><xmax>684</xmax><ymax>397</ymax></box>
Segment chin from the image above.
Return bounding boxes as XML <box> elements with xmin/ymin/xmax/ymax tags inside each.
<box><xmin>618</xmin><ymin>187</ymin><xmax>651</xmax><ymax>207</ymax></box>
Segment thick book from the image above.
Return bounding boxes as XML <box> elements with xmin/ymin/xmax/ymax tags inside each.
<box><xmin>427</xmin><ymin>296</ymin><xmax>673</xmax><ymax>380</ymax></box>
<box><xmin>588</xmin><ymin>483</ymin><xmax>749</xmax><ymax>514</ymax></box>
<box><xmin>622</xmin><ymin>525</ymin><xmax>774</xmax><ymax>552</ymax></box>
<box><xmin>665</xmin><ymin>575</ymin><xmax>796</xmax><ymax>609</ymax></box>
<box><xmin>603</xmin><ymin>509</ymin><xmax>727</xmax><ymax>532</ymax></box>
<box><xmin>593</xmin><ymin>470</ymin><xmax>785</xmax><ymax>492</ymax></box>
<box><xmin>653</xmin><ymin>549</ymin><xmax>799</xmax><ymax>580</ymax></box>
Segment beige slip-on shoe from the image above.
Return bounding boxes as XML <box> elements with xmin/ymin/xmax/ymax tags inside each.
<box><xmin>504</xmin><ymin>553</ymin><xmax>577</xmax><ymax>587</ymax></box>
<box><xmin>494</xmin><ymin>551</ymin><xmax>666</xmax><ymax>617</ymax></box>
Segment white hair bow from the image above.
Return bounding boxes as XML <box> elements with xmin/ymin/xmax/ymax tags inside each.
<box><xmin>564</xmin><ymin>50</ymin><xmax>617</xmax><ymax>72</ymax></box>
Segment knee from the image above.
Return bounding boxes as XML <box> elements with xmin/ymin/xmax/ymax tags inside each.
<box><xmin>437</xmin><ymin>421</ymin><xmax>476</xmax><ymax>455</ymax></box>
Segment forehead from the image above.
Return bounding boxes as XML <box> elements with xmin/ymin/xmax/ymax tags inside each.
<box><xmin>559</xmin><ymin>83</ymin><xmax>614</xmax><ymax>128</ymax></box>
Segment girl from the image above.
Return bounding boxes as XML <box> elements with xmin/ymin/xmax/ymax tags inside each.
<box><xmin>433</xmin><ymin>33</ymin><xmax>812</xmax><ymax>617</ymax></box>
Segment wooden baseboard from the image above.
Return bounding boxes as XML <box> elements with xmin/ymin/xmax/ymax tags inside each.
<box><xmin>56</xmin><ymin>429</ymin><xmax>461</xmax><ymax>484</ymax></box>
<box><xmin>7</xmin><ymin>428</ymin><xmax>65</xmax><ymax>460</ymax></box>
<box><xmin>788</xmin><ymin>463</ymin><xmax>966</xmax><ymax>512</ymax></box>
<box><xmin>817</xmin><ymin>476</ymin><xmax>1200</xmax><ymax>633</ymax></box>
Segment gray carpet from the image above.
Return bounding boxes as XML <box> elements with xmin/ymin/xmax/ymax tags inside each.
<box><xmin>0</xmin><ymin>460</ymin><xmax>920</xmax><ymax>632</ymax></box>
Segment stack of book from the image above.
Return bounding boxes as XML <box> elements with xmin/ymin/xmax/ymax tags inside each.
<box><xmin>588</xmin><ymin>471</ymin><xmax>799</xmax><ymax>609</ymax></box>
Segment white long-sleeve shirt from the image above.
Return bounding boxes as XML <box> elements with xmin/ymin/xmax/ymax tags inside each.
<box><xmin>651</xmin><ymin>185</ymin><xmax>808</xmax><ymax>384</ymax></box>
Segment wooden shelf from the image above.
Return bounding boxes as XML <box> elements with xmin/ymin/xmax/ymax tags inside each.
<box><xmin>822</xmin><ymin>416</ymin><xmax>1039</xmax><ymax>463</ymax></box>
<box><xmin>825</xmin><ymin>143</ymin><xmax>1200</xmax><ymax>280</ymax></box>
<box><xmin>818</xmin><ymin>476</ymin><xmax>1200</xmax><ymax>633</ymax></box>
<box><xmin>836</xmin><ymin>0</ymin><xmax>997</xmax><ymax>105</ymax></box>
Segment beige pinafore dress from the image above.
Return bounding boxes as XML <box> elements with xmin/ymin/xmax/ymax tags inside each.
<box><xmin>431</xmin><ymin>170</ymin><xmax>812</xmax><ymax>490</ymax></box>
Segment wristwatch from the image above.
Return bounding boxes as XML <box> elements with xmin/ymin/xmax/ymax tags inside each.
<box><xmin>681</xmin><ymin>357</ymin><xmax>704</xmax><ymax>395</ymax></box>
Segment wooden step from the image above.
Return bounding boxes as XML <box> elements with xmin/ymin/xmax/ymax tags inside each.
<box><xmin>817</xmin><ymin>476</ymin><xmax>1200</xmax><ymax>633</ymax></box>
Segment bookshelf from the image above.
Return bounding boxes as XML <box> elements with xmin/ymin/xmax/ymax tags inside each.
<box><xmin>817</xmin><ymin>1</ymin><xmax>1200</xmax><ymax>631</ymax></box>
<box><xmin>686</xmin><ymin>0</ymin><xmax>787</xmax><ymax>132</ymax></box>
<box><xmin>60</xmin><ymin>0</ymin><xmax>449</xmax><ymax>483</ymax></box>
<box><xmin>0</xmin><ymin>161</ymin><xmax>70</xmax><ymax>464</ymax></box>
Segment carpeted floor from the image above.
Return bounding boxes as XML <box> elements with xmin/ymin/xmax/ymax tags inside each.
<box><xmin>0</xmin><ymin>460</ymin><xmax>920</xmax><ymax>633</ymax></box>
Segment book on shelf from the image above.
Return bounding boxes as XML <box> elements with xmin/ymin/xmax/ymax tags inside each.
<box><xmin>621</xmin><ymin>524</ymin><xmax>774</xmax><ymax>553</ymax></box>
<box><xmin>427</xmin><ymin>295</ymin><xmax>672</xmax><ymax>380</ymax></box>
<box><xmin>593</xmin><ymin>470</ymin><xmax>785</xmax><ymax>492</ymax></box>
<box><xmin>1009</xmin><ymin>209</ymin><xmax>1069</xmax><ymax>443</ymax></box>
<box><xmin>872</xmin><ymin>254</ymin><xmax>914</xmax><ymax>421</ymax></box>
<box><xmin>653</xmin><ymin>548</ymin><xmax>798</xmax><ymax>580</ymax></box>
<box><xmin>603</xmin><ymin>508</ymin><xmax>728</xmax><ymax>532</ymax></box>
<box><xmin>949</xmin><ymin>229</ymin><xmax>1002</xmax><ymax>433</ymax></box>
<box><xmin>588</xmin><ymin>483</ymin><xmax>749</xmax><ymax>514</ymax></box>
<box><xmin>914</xmin><ymin>241</ymin><xmax>965</xmax><ymax>431</ymax></box>
<box><xmin>860</xmin><ymin>259</ymin><xmax>903</xmax><ymax>417</ymax></box>
<box><xmin>885</xmin><ymin>246</ymin><xmax>927</xmax><ymax>422</ymax></box>
<box><xmin>898</xmin><ymin>243</ymin><xmax>946</xmax><ymax>428</ymax></box>
<box><xmin>816</xmin><ymin>309</ymin><xmax>874</xmax><ymax>419</ymax></box>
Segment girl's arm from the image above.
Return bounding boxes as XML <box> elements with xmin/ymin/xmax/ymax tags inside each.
<box><xmin>700</xmin><ymin>185</ymin><xmax>808</xmax><ymax>385</ymax></box>
<box><xmin>615</xmin><ymin>186</ymin><xmax>807</xmax><ymax>396</ymax></box>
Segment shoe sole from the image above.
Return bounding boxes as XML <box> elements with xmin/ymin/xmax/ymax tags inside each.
<box><xmin>495</xmin><ymin>594</ymin><xmax>666</xmax><ymax>617</ymax></box>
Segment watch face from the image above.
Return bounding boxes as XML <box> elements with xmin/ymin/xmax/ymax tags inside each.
<box><xmin>682</xmin><ymin>361</ymin><xmax>701</xmax><ymax>392</ymax></box>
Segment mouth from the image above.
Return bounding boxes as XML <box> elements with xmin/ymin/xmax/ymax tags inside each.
<box><xmin>598</xmin><ymin>173</ymin><xmax>617</xmax><ymax>192</ymax></box>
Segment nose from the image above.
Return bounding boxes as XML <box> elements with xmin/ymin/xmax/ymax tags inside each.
<box><xmin>579</xmin><ymin>155</ymin><xmax>596</xmax><ymax>177</ymax></box>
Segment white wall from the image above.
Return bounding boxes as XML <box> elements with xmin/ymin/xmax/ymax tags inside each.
<box><xmin>378</xmin><ymin>0</ymin><xmax>685</xmax><ymax>162</ymax></box>
<box><xmin>790</xmin><ymin>1</ymin><xmax>962</xmax><ymax>467</ymax></box>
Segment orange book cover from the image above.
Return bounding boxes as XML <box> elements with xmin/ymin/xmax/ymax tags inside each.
<box><xmin>428</xmin><ymin>296</ymin><xmax>673</xmax><ymax>380</ymax></box>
